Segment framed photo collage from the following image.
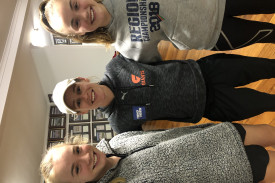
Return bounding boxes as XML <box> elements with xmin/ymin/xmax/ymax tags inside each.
<box><xmin>47</xmin><ymin>104</ymin><xmax>116</xmax><ymax>149</ymax></box>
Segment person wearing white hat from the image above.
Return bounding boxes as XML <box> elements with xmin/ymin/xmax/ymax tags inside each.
<box><xmin>53</xmin><ymin>77</ymin><xmax>114</xmax><ymax>114</ymax></box>
<box><xmin>52</xmin><ymin>53</ymin><xmax>275</xmax><ymax>133</ymax></box>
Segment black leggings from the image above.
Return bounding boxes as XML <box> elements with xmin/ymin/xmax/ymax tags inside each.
<box><xmin>233</xmin><ymin>123</ymin><xmax>269</xmax><ymax>183</ymax></box>
<box><xmin>197</xmin><ymin>53</ymin><xmax>275</xmax><ymax>121</ymax></box>
<box><xmin>213</xmin><ymin>0</ymin><xmax>275</xmax><ymax>51</ymax></box>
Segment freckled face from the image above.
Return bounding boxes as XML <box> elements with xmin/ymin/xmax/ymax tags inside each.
<box><xmin>51</xmin><ymin>144</ymin><xmax>107</xmax><ymax>183</ymax></box>
<box><xmin>64</xmin><ymin>80</ymin><xmax>114</xmax><ymax>114</ymax></box>
<box><xmin>47</xmin><ymin>0</ymin><xmax>111</xmax><ymax>35</ymax></box>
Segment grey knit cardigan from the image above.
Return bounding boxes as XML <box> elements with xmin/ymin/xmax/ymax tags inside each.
<box><xmin>96</xmin><ymin>122</ymin><xmax>253</xmax><ymax>183</ymax></box>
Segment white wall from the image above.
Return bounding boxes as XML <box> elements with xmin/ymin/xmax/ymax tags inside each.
<box><xmin>0</xmin><ymin>0</ymin><xmax>17</xmax><ymax>58</ymax></box>
<box><xmin>0</xmin><ymin>0</ymin><xmax>115</xmax><ymax>182</ymax></box>
<box><xmin>31</xmin><ymin>45</ymin><xmax>115</xmax><ymax>99</ymax></box>
<box><xmin>0</xmin><ymin>1</ymin><xmax>48</xmax><ymax>181</ymax></box>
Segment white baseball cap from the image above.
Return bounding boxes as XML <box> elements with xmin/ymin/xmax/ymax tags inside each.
<box><xmin>52</xmin><ymin>78</ymin><xmax>77</xmax><ymax>114</ymax></box>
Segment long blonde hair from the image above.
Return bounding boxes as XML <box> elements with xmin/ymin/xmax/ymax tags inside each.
<box><xmin>40</xmin><ymin>136</ymin><xmax>88</xmax><ymax>183</ymax></box>
<box><xmin>38</xmin><ymin>0</ymin><xmax>115</xmax><ymax>46</ymax></box>
<box><xmin>40</xmin><ymin>136</ymin><xmax>126</xmax><ymax>183</ymax></box>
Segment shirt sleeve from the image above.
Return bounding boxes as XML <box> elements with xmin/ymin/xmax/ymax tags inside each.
<box><xmin>117</xmin><ymin>41</ymin><xmax>163</xmax><ymax>63</ymax></box>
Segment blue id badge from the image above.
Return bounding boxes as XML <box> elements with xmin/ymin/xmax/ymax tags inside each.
<box><xmin>132</xmin><ymin>106</ymin><xmax>146</xmax><ymax>120</ymax></box>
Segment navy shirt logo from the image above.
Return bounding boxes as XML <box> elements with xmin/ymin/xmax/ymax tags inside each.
<box><xmin>132</xmin><ymin>106</ymin><xmax>146</xmax><ymax>120</ymax></box>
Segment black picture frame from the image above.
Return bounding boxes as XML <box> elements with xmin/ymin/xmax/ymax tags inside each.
<box><xmin>53</xmin><ymin>36</ymin><xmax>69</xmax><ymax>45</ymax></box>
<box><xmin>69</xmin><ymin>113</ymin><xmax>90</xmax><ymax>123</ymax></box>
<box><xmin>92</xmin><ymin>109</ymin><xmax>108</xmax><ymax>121</ymax></box>
<box><xmin>49</xmin><ymin>116</ymin><xmax>66</xmax><ymax>128</ymax></box>
<box><xmin>52</xmin><ymin>35</ymin><xmax>82</xmax><ymax>45</ymax></box>
<box><xmin>50</xmin><ymin>106</ymin><xmax>65</xmax><ymax>116</ymax></box>
<box><xmin>47</xmin><ymin>140</ymin><xmax>64</xmax><ymax>149</ymax></box>
<box><xmin>48</xmin><ymin>129</ymin><xmax>65</xmax><ymax>140</ymax></box>
<box><xmin>69</xmin><ymin>39</ymin><xmax>82</xmax><ymax>45</ymax></box>
<box><xmin>48</xmin><ymin>94</ymin><xmax>53</xmax><ymax>103</ymax></box>
<box><xmin>69</xmin><ymin>124</ymin><xmax>91</xmax><ymax>142</ymax></box>
<box><xmin>92</xmin><ymin>122</ymin><xmax>114</xmax><ymax>142</ymax></box>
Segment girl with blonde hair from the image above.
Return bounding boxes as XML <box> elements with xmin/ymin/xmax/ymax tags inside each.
<box><xmin>39</xmin><ymin>0</ymin><xmax>274</xmax><ymax>62</ymax></box>
<box><xmin>41</xmin><ymin>122</ymin><xmax>275</xmax><ymax>183</ymax></box>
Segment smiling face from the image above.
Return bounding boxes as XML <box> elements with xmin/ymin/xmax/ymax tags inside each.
<box><xmin>51</xmin><ymin>144</ymin><xmax>108</xmax><ymax>183</ymax></box>
<box><xmin>47</xmin><ymin>0</ymin><xmax>111</xmax><ymax>35</ymax></box>
<box><xmin>64</xmin><ymin>79</ymin><xmax>114</xmax><ymax>114</ymax></box>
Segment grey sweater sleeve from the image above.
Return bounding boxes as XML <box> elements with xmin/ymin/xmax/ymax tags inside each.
<box><xmin>116</xmin><ymin>40</ymin><xmax>163</xmax><ymax>62</ymax></box>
